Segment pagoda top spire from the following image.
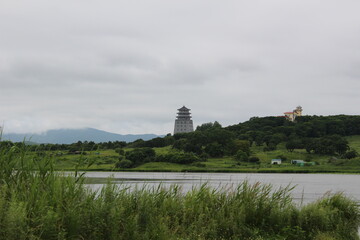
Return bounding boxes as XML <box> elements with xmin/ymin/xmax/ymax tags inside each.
<box><xmin>178</xmin><ymin>106</ymin><xmax>190</xmax><ymax>111</ymax></box>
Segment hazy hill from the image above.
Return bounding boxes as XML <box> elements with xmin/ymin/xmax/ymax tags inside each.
<box><xmin>2</xmin><ymin>128</ymin><xmax>160</xmax><ymax>144</ymax></box>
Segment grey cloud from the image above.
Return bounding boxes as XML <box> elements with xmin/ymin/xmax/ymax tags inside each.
<box><xmin>1</xmin><ymin>0</ymin><xmax>360</xmax><ymax>134</ymax></box>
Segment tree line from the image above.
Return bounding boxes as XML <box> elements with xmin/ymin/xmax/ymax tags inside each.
<box><xmin>1</xmin><ymin>115</ymin><xmax>359</xmax><ymax>167</ymax></box>
<box><xmin>0</xmin><ymin>140</ymin><xmax>127</xmax><ymax>152</ymax></box>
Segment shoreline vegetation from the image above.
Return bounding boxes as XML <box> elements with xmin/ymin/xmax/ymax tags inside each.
<box><xmin>2</xmin><ymin>145</ymin><xmax>360</xmax><ymax>174</ymax></box>
<box><xmin>52</xmin><ymin>135</ymin><xmax>360</xmax><ymax>174</ymax></box>
<box><xmin>77</xmin><ymin>167</ymin><xmax>360</xmax><ymax>174</ymax></box>
<box><xmin>75</xmin><ymin>165</ymin><xmax>360</xmax><ymax>175</ymax></box>
<box><xmin>1</xmin><ymin>145</ymin><xmax>360</xmax><ymax>239</ymax></box>
<box><xmin>2</xmin><ymin>134</ymin><xmax>359</xmax><ymax>174</ymax></box>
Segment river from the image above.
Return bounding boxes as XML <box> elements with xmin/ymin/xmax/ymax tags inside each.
<box><xmin>84</xmin><ymin>172</ymin><xmax>360</xmax><ymax>205</ymax></box>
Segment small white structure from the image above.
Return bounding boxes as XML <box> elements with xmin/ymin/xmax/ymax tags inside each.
<box><xmin>271</xmin><ymin>159</ymin><xmax>282</xmax><ymax>165</ymax></box>
<box><xmin>291</xmin><ymin>160</ymin><xmax>305</xmax><ymax>165</ymax></box>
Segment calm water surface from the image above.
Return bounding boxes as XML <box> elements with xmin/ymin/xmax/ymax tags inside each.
<box><xmin>84</xmin><ymin>172</ymin><xmax>360</xmax><ymax>204</ymax></box>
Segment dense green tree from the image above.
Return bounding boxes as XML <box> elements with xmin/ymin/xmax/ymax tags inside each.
<box><xmin>115</xmin><ymin>148</ymin><xmax>125</xmax><ymax>155</ymax></box>
<box><xmin>172</xmin><ymin>139</ymin><xmax>188</xmax><ymax>151</ymax></box>
<box><xmin>285</xmin><ymin>141</ymin><xmax>296</xmax><ymax>152</ymax></box>
<box><xmin>127</xmin><ymin>139</ymin><xmax>145</xmax><ymax>148</ymax></box>
<box><xmin>276</xmin><ymin>126</ymin><xmax>294</xmax><ymax>137</ymax></box>
<box><xmin>226</xmin><ymin>139</ymin><xmax>251</xmax><ymax>156</ymax></box>
<box><xmin>269</xmin><ymin>133</ymin><xmax>285</xmax><ymax>146</ymax></box>
<box><xmin>332</xmin><ymin>136</ymin><xmax>350</xmax><ymax>155</ymax></box>
<box><xmin>204</xmin><ymin>143</ymin><xmax>224</xmax><ymax>157</ymax></box>
<box><xmin>254</xmin><ymin>133</ymin><xmax>265</xmax><ymax>146</ymax></box>
<box><xmin>196</xmin><ymin>122</ymin><xmax>215</xmax><ymax>131</ymax></box>
<box><xmin>263</xmin><ymin>143</ymin><xmax>277</xmax><ymax>152</ymax></box>
<box><xmin>234</xmin><ymin>150</ymin><xmax>248</xmax><ymax>162</ymax></box>
<box><xmin>206</xmin><ymin>128</ymin><xmax>235</xmax><ymax>146</ymax></box>
<box><xmin>113</xmin><ymin>141</ymin><xmax>127</xmax><ymax>148</ymax></box>
<box><xmin>163</xmin><ymin>134</ymin><xmax>175</xmax><ymax>146</ymax></box>
<box><xmin>196</xmin><ymin>121</ymin><xmax>222</xmax><ymax>131</ymax></box>
<box><xmin>285</xmin><ymin>139</ymin><xmax>303</xmax><ymax>152</ymax></box>
<box><xmin>326</xmin><ymin>120</ymin><xmax>345</xmax><ymax>135</ymax></box>
<box><xmin>173</xmin><ymin>133</ymin><xmax>188</xmax><ymax>140</ymax></box>
<box><xmin>308</xmin><ymin>135</ymin><xmax>349</xmax><ymax>155</ymax></box>
<box><xmin>125</xmin><ymin>148</ymin><xmax>155</xmax><ymax>165</ymax></box>
<box><xmin>183</xmin><ymin>143</ymin><xmax>203</xmax><ymax>155</ymax></box>
<box><xmin>144</xmin><ymin>137</ymin><xmax>166</xmax><ymax>148</ymax></box>
<box><xmin>187</xmin><ymin>131</ymin><xmax>208</xmax><ymax>146</ymax></box>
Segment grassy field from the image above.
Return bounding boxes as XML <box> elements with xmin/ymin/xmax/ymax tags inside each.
<box><xmin>348</xmin><ymin>135</ymin><xmax>360</xmax><ymax>152</ymax></box>
<box><xmin>48</xmin><ymin>135</ymin><xmax>360</xmax><ymax>173</ymax></box>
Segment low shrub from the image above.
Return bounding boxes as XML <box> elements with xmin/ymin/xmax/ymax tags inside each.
<box><xmin>191</xmin><ymin>162</ymin><xmax>206</xmax><ymax>167</ymax></box>
<box><xmin>115</xmin><ymin>159</ymin><xmax>133</xmax><ymax>168</ymax></box>
<box><xmin>263</xmin><ymin>144</ymin><xmax>277</xmax><ymax>152</ymax></box>
<box><xmin>276</xmin><ymin>154</ymin><xmax>288</xmax><ymax>161</ymax></box>
<box><xmin>248</xmin><ymin>156</ymin><xmax>260</xmax><ymax>163</ymax></box>
<box><xmin>155</xmin><ymin>152</ymin><xmax>200</xmax><ymax>164</ymax></box>
<box><xmin>344</xmin><ymin>150</ymin><xmax>358</xmax><ymax>159</ymax></box>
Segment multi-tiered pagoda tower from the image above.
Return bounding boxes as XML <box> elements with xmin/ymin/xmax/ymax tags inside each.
<box><xmin>174</xmin><ymin>106</ymin><xmax>194</xmax><ymax>134</ymax></box>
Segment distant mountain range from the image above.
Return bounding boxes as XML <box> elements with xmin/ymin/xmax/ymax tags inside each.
<box><xmin>1</xmin><ymin>128</ymin><xmax>161</xmax><ymax>144</ymax></box>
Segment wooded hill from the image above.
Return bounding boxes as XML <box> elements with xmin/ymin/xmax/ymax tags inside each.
<box><xmin>227</xmin><ymin>115</ymin><xmax>360</xmax><ymax>140</ymax></box>
<box><xmin>118</xmin><ymin>115</ymin><xmax>360</xmax><ymax>167</ymax></box>
<box><xmin>226</xmin><ymin>115</ymin><xmax>360</xmax><ymax>155</ymax></box>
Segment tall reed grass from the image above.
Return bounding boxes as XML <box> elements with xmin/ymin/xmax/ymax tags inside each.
<box><xmin>0</xmin><ymin>142</ymin><xmax>359</xmax><ymax>239</ymax></box>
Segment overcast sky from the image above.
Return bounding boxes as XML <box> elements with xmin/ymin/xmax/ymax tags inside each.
<box><xmin>1</xmin><ymin>0</ymin><xmax>360</xmax><ymax>134</ymax></box>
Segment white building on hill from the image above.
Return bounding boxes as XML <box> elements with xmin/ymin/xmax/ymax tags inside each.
<box><xmin>284</xmin><ymin>106</ymin><xmax>303</xmax><ymax>122</ymax></box>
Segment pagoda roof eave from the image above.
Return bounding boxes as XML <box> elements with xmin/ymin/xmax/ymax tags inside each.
<box><xmin>178</xmin><ymin>106</ymin><xmax>190</xmax><ymax>111</ymax></box>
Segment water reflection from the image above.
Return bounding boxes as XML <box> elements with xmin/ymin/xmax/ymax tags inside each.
<box><xmin>83</xmin><ymin>172</ymin><xmax>360</xmax><ymax>204</ymax></box>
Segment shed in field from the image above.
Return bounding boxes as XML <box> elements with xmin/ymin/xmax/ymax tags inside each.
<box><xmin>271</xmin><ymin>159</ymin><xmax>282</xmax><ymax>165</ymax></box>
<box><xmin>291</xmin><ymin>160</ymin><xmax>305</xmax><ymax>166</ymax></box>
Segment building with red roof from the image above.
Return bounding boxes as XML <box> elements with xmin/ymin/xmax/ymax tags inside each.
<box><xmin>284</xmin><ymin>106</ymin><xmax>303</xmax><ymax>122</ymax></box>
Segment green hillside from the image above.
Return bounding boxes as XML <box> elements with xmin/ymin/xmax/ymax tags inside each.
<box><xmin>45</xmin><ymin>135</ymin><xmax>360</xmax><ymax>173</ymax></box>
<box><xmin>2</xmin><ymin>115</ymin><xmax>360</xmax><ymax>173</ymax></box>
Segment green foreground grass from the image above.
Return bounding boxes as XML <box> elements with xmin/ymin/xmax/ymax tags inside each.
<box><xmin>1</xmin><ymin>145</ymin><xmax>360</xmax><ymax>239</ymax></box>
